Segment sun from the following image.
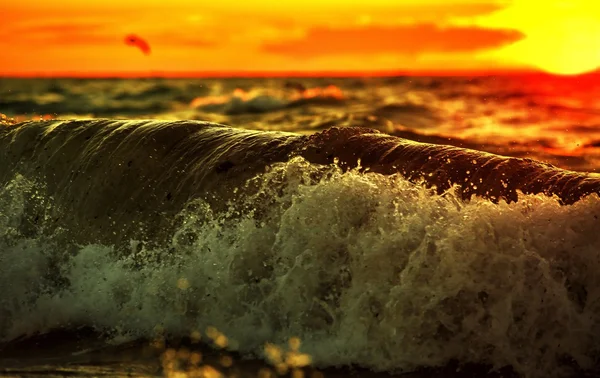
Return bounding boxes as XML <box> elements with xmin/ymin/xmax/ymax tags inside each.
<box><xmin>474</xmin><ymin>0</ymin><xmax>600</xmax><ymax>76</ymax></box>
<box><xmin>511</xmin><ymin>26</ymin><xmax>600</xmax><ymax>75</ymax></box>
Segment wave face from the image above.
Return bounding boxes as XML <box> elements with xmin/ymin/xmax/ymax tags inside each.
<box><xmin>2</xmin><ymin>119</ymin><xmax>600</xmax><ymax>378</ymax></box>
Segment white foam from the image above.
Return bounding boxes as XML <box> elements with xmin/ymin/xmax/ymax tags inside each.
<box><xmin>1</xmin><ymin>158</ymin><xmax>600</xmax><ymax>378</ymax></box>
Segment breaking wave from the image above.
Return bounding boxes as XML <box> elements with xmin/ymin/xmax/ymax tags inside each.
<box><xmin>2</xmin><ymin>119</ymin><xmax>600</xmax><ymax>378</ymax></box>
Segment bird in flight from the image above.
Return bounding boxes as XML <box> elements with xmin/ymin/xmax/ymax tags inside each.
<box><xmin>125</xmin><ymin>34</ymin><xmax>151</xmax><ymax>55</ymax></box>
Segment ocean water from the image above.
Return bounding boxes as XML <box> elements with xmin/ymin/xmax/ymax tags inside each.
<box><xmin>1</xmin><ymin>75</ymin><xmax>600</xmax><ymax>378</ymax></box>
<box><xmin>2</xmin><ymin>74</ymin><xmax>600</xmax><ymax>171</ymax></box>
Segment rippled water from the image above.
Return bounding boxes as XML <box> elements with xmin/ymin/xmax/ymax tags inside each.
<box><xmin>2</xmin><ymin>74</ymin><xmax>599</xmax><ymax>171</ymax></box>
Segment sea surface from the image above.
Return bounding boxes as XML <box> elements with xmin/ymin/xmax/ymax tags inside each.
<box><xmin>1</xmin><ymin>75</ymin><xmax>600</xmax><ymax>378</ymax></box>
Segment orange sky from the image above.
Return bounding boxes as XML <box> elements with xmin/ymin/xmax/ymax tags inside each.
<box><xmin>1</xmin><ymin>0</ymin><xmax>599</xmax><ymax>76</ymax></box>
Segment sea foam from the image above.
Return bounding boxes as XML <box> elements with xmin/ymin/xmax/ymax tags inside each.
<box><xmin>1</xmin><ymin>158</ymin><xmax>600</xmax><ymax>378</ymax></box>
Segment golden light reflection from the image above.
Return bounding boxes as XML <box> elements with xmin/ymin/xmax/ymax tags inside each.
<box><xmin>155</xmin><ymin>326</ymin><xmax>315</xmax><ymax>378</ymax></box>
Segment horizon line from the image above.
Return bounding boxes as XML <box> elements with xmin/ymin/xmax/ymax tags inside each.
<box><xmin>2</xmin><ymin>68</ymin><xmax>599</xmax><ymax>79</ymax></box>
<box><xmin>4</xmin><ymin>68</ymin><xmax>594</xmax><ymax>79</ymax></box>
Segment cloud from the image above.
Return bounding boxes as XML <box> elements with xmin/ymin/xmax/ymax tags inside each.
<box><xmin>16</xmin><ymin>23</ymin><xmax>108</xmax><ymax>34</ymax></box>
<box><xmin>4</xmin><ymin>22</ymin><xmax>117</xmax><ymax>45</ymax></box>
<box><xmin>4</xmin><ymin>22</ymin><xmax>218</xmax><ymax>49</ymax></box>
<box><xmin>262</xmin><ymin>24</ymin><xmax>524</xmax><ymax>57</ymax></box>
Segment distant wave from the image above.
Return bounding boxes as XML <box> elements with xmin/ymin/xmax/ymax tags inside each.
<box><xmin>0</xmin><ymin>79</ymin><xmax>208</xmax><ymax>117</ymax></box>
<box><xmin>190</xmin><ymin>85</ymin><xmax>345</xmax><ymax>115</ymax></box>
<box><xmin>373</xmin><ymin>102</ymin><xmax>441</xmax><ymax>129</ymax></box>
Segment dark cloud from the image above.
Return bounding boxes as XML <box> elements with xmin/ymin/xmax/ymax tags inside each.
<box><xmin>262</xmin><ymin>24</ymin><xmax>524</xmax><ymax>57</ymax></box>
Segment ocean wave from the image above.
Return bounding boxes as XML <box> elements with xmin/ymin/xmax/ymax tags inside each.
<box><xmin>0</xmin><ymin>79</ymin><xmax>212</xmax><ymax>117</ymax></box>
<box><xmin>2</xmin><ymin>119</ymin><xmax>600</xmax><ymax>377</ymax></box>
<box><xmin>374</xmin><ymin>103</ymin><xmax>441</xmax><ymax>129</ymax></box>
<box><xmin>190</xmin><ymin>85</ymin><xmax>345</xmax><ymax>115</ymax></box>
<box><xmin>113</xmin><ymin>83</ymin><xmax>178</xmax><ymax>100</ymax></box>
<box><xmin>1</xmin><ymin>119</ymin><xmax>599</xmax><ymax>246</ymax></box>
<box><xmin>2</xmin><ymin>78</ymin><xmax>598</xmax><ymax>174</ymax></box>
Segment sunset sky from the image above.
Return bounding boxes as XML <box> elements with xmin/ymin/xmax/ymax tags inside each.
<box><xmin>1</xmin><ymin>0</ymin><xmax>599</xmax><ymax>76</ymax></box>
